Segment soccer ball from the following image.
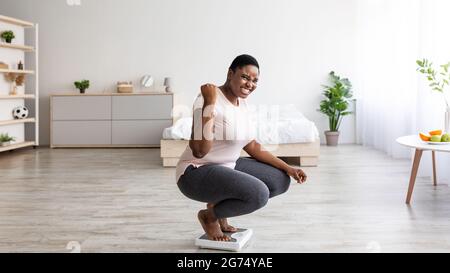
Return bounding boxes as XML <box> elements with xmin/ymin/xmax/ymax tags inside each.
<box><xmin>12</xmin><ymin>106</ymin><xmax>29</xmax><ymax>119</ymax></box>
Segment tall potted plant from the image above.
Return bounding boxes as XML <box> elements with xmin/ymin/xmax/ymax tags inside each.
<box><xmin>318</xmin><ymin>71</ymin><xmax>353</xmax><ymax>146</ymax></box>
<box><xmin>416</xmin><ymin>58</ymin><xmax>450</xmax><ymax>132</ymax></box>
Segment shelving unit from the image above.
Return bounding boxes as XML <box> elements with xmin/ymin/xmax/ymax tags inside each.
<box><xmin>0</xmin><ymin>15</ymin><xmax>38</xmax><ymax>152</ymax></box>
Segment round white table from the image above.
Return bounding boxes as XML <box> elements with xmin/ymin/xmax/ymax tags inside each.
<box><xmin>396</xmin><ymin>135</ymin><xmax>450</xmax><ymax>204</ymax></box>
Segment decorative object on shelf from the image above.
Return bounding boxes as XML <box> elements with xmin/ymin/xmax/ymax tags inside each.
<box><xmin>318</xmin><ymin>71</ymin><xmax>353</xmax><ymax>146</ymax></box>
<box><xmin>164</xmin><ymin>77</ymin><xmax>173</xmax><ymax>93</ymax></box>
<box><xmin>416</xmin><ymin>58</ymin><xmax>450</xmax><ymax>132</ymax></box>
<box><xmin>3</xmin><ymin>72</ymin><xmax>21</xmax><ymax>95</ymax></box>
<box><xmin>74</xmin><ymin>79</ymin><xmax>90</xmax><ymax>94</ymax></box>
<box><xmin>5</xmin><ymin>72</ymin><xmax>15</xmax><ymax>81</ymax></box>
<box><xmin>12</xmin><ymin>106</ymin><xmax>29</xmax><ymax>119</ymax></box>
<box><xmin>10</xmin><ymin>82</ymin><xmax>17</xmax><ymax>95</ymax></box>
<box><xmin>4</xmin><ymin>71</ymin><xmax>25</xmax><ymax>94</ymax></box>
<box><xmin>0</xmin><ymin>62</ymin><xmax>8</xmax><ymax>69</ymax></box>
<box><xmin>15</xmin><ymin>74</ymin><xmax>25</xmax><ymax>86</ymax></box>
<box><xmin>0</xmin><ymin>30</ymin><xmax>15</xmax><ymax>43</ymax></box>
<box><xmin>117</xmin><ymin>81</ymin><xmax>133</xmax><ymax>93</ymax></box>
<box><xmin>141</xmin><ymin>75</ymin><xmax>154</xmax><ymax>88</ymax></box>
<box><xmin>17</xmin><ymin>61</ymin><xmax>23</xmax><ymax>70</ymax></box>
<box><xmin>0</xmin><ymin>133</ymin><xmax>15</xmax><ymax>146</ymax></box>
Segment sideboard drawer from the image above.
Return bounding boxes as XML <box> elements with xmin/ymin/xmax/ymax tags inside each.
<box><xmin>52</xmin><ymin>96</ymin><xmax>111</xmax><ymax>120</ymax></box>
<box><xmin>112</xmin><ymin>119</ymin><xmax>172</xmax><ymax>145</ymax></box>
<box><xmin>112</xmin><ymin>95</ymin><xmax>172</xmax><ymax>120</ymax></box>
<box><xmin>52</xmin><ymin>121</ymin><xmax>111</xmax><ymax>145</ymax></box>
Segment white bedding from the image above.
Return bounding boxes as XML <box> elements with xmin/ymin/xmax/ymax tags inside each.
<box><xmin>163</xmin><ymin>104</ymin><xmax>319</xmax><ymax>144</ymax></box>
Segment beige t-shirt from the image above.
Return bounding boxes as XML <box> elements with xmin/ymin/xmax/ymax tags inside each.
<box><xmin>175</xmin><ymin>88</ymin><xmax>254</xmax><ymax>182</ymax></box>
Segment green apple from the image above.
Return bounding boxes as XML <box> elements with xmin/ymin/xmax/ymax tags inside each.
<box><xmin>441</xmin><ymin>133</ymin><xmax>450</xmax><ymax>142</ymax></box>
<box><xmin>430</xmin><ymin>135</ymin><xmax>442</xmax><ymax>142</ymax></box>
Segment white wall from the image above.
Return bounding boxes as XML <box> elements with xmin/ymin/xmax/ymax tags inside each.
<box><xmin>0</xmin><ymin>0</ymin><xmax>359</xmax><ymax>146</ymax></box>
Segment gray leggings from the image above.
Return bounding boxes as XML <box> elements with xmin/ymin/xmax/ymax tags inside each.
<box><xmin>177</xmin><ymin>158</ymin><xmax>291</xmax><ymax>219</ymax></box>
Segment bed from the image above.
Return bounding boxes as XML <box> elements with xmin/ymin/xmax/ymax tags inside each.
<box><xmin>160</xmin><ymin>105</ymin><xmax>320</xmax><ymax>167</ymax></box>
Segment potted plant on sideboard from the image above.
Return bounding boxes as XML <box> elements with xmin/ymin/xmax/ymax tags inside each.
<box><xmin>74</xmin><ymin>80</ymin><xmax>90</xmax><ymax>94</ymax></box>
<box><xmin>318</xmin><ymin>71</ymin><xmax>353</xmax><ymax>146</ymax></box>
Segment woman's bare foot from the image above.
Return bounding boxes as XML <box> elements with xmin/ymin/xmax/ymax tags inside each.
<box><xmin>197</xmin><ymin>209</ymin><xmax>230</xmax><ymax>241</ymax></box>
<box><xmin>218</xmin><ymin>218</ymin><xmax>238</xmax><ymax>233</ymax></box>
<box><xmin>207</xmin><ymin>203</ymin><xmax>238</xmax><ymax>233</ymax></box>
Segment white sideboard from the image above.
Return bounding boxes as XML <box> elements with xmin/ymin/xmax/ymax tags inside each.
<box><xmin>50</xmin><ymin>93</ymin><xmax>173</xmax><ymax>148</ymax></box>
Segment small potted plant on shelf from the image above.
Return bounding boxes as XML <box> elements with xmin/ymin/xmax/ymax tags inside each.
<box><xmin>0</xmin><ymin>133</ymin><xmax>16</xmax><ymax>146</ymax></box>
<box><xmin>1</xmin><ymin>30</ymin><xmax>15</xmax><ymax>43</ymax></box>
<box><xmin>318</xmin><ymin>71</ymin><xmax>353</xmax><ymax>146</ymax></box>
<box><xmin>74</xmin><ymin>80</ymin><xmax>90</xmax><ymax>94</ymax></box>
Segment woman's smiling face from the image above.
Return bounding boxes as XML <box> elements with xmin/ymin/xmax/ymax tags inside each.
<box><xmin>227</xmin><ymin>65</ymin><xmax>259</xmax><ymax>98</ymax></box>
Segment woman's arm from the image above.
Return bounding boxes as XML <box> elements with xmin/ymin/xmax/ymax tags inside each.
<box><xmin>243</xmin><ymin>140</ymin><xmax>307</xmax><ymax>183</ymax></box>
<box><xmin>189</xmin><ymin>84</ymin><xmax>217</xmax><ymax>158</ymax></box>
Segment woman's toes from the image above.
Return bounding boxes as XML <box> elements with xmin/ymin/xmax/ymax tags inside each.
<box><xmin>224</xmin><ymin>226</ymin><xmax>237</xmax><ymax>232</ymax></box>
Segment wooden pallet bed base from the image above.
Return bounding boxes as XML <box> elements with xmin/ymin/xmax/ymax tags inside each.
<box><xmin>160</xmin><ymin>139</ymin><xmax>320</xmax><ymax>167</ymax></box>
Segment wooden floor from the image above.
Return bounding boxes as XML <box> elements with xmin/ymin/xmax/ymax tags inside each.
<box><xmin>1</xmin><ymin>145</ymin><xmax>450</xmax><ymax>253</ymax></box>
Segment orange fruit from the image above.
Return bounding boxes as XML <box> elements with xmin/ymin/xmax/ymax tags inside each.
<box><xmin>419</xmin><ymin>133</ymin><xmax>431</xmax><ymax>141</ymax></box>
<box><xmin>429</xmin><ymin>130</ymin><xmax>442</xmax><ymax>136</ymax></box>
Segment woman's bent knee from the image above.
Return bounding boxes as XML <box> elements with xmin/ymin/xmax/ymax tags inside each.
<box><xmin>250</xmin><ymin>186</ymin><xmax>270</xmax><ymax>211</ymax></box>
<box><xmin>270</xmin><ymin>171</ymin><xmax>291</xmax><ymax>197</ymax></box>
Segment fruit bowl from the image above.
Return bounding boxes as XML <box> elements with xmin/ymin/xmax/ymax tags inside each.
<box><xmin>423</xmin><ymin>141</ymin><xmax>450</xmax><ymax>145</ymax></box>
<box><xmin>419</xmin><ymin>130</ymin><xmax>450</xmax><ymax>144</ymax></box>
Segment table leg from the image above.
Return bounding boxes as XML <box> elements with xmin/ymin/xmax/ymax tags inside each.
<box><xmin>432</xmin><ymin>151</ymin><xmax>437</xmax><ymax>186</ymax></box>
<box><xmin>406</xmin><ymin>149</ymin><xmax>423</xmax><ymax>204</ymax></box>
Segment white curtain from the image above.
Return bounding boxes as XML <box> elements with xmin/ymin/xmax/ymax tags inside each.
<box><xmin>355</xmin><ymin>0</ymin><xmax>450</xmax><ymax>180</ymax></box>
